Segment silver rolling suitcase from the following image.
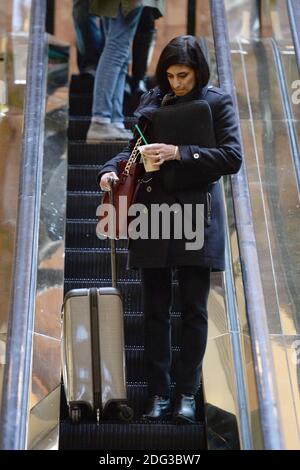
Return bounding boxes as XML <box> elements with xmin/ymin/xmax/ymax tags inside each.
<box><xmin>61</xmin><ymin>180</ymin><xmax>133</xmax><ymax>424</ymax></box>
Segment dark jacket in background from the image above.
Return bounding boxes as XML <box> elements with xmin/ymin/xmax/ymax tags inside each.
<box><xmin>90</xmin><ymin>0</ymin><xmax>165</xmax><ymax>18</ymax></box>
<box><xmin>97</xmin><ymin>85</ymin><xmax>242</xmax><ymax>271</ymax></box>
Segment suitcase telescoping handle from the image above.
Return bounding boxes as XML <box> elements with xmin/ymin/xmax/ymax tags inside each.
<box><xmin>107</xmin><ymin>176</ymin><xmax>117</xmax><ymax>288</ymax></box>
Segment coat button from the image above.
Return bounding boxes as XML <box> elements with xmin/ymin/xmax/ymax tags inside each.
<box><xmin>143</xmin><ymin>207</ymin><xmax>148</xmax><ymax>214</ymax></box>
<box><xmin>193</xmin><ymin>153</ymin><xmax>200</xmax><ymax>159</ymax></box>
<box><xmin>146</xmin><ymin>186</ymin><xmax>152</xmax><ymax>192</ymax></box>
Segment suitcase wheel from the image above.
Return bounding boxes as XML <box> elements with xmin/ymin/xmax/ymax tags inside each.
<box><xmin>117</xmin><ymin>403</ymin><xmax>134</xmax><ymax>422</ymax></box>
<box><xmin>69</xmin><ymin>405</ymin><xmax>82</xmax><ymax>424</ymax></box>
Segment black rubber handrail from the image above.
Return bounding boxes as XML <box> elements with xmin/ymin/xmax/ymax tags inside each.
<box><xmin>0</xmin><ymin>0</ymin><xmax>47</xmax><ymax>450</ymax></box>
<box><xmin>209</xmin><ymin>0</ymin><xmax>284</xmax><ymax>450</ymax></box>
<box><xmin>287</xmin><ymin>0</ymin><xmax>300</xmax><ymax>74</ymax></box>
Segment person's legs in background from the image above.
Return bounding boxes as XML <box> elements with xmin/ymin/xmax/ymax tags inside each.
<box><xmin>87</xmin><ymin>5</ymin><xmax>143</xmax><ymax>142</ymax></box>
<box><xmin>111</xmin><ymin>51</ymin><xmax>131</xmax><ymax>129</ymax></box>
<box><xmin>130</xmin><ymin>7</ymin><xmax>157</xmax><ymax>95</ymax></box>
<box><xmin>72</xmin><ymin>0</ymin><xmax>104</xmax><ymax>76</ymax></box>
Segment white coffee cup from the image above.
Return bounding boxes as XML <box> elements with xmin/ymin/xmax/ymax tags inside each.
<box><xmin>139</xmin><ymin>146</ymin><xmax>160</xmax><ymax>172</ymax></box>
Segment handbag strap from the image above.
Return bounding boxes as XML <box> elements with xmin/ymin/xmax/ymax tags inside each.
<box><xmin>123</xmin><ymin>122</ymin><xmax>148</xmax><ymax>176</ymax></box>
<box><xmin>123</xmin><ymin>136</ymin><xmax>143</xmax><ymax>176</ymax></box>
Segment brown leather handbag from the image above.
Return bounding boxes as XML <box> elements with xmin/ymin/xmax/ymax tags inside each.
<box><xmin>97</xmin><ymin>135</ymin><xmax>145</xmax><ymax>240</ymax></box>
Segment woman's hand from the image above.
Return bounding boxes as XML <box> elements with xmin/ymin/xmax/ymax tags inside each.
<box><xmin>138</xmin><ymin>143</ymin><xmax>180</xmax><ymax>166</ymax></box>
<box><xmin>100</xmin><ymin>171</ymin><xmax>119</xmax><ymax>191</ymax></box>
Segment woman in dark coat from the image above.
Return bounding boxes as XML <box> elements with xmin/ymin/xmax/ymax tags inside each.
<box><xmin>98</xmin><ymin>35</ymin><xmax>242</xmax><ymax>423</ymax></box>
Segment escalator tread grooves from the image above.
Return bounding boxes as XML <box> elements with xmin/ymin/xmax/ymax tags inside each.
<box><xmin>59</xmin><ymin>422</ymin><xmax>205</xmax><ymax>450</ymax></box>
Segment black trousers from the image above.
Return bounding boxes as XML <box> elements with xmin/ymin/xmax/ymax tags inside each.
<box><xmin>141</xmin><ymin>266</ymin><xmax>211</xmax><ymax>397</ymax></box>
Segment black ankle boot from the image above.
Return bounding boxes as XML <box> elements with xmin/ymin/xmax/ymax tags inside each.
<box><xmin>172</xmin><ymin>394</ymin><xmax>196</xmax><ymax>424</ymax></box>
<box><xmin>142</xmin><ymin>395</ymin><xmax>171</xmax><ymax>421</ymax></box>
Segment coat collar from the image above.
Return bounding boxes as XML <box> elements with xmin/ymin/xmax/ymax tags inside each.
<box><xmin>134</xmin><ymin>85</ymin><xmax>209</xmax><ymax>121</ymax></box>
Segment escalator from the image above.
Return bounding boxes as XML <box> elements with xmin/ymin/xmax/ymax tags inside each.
<box><xmin>43</xmin><ymin>1</ymin><xmax>299</xmax><ymax>451</ymax></box>
<box><xmin>1</xmin><ymin>0</ymin><xmax>300</xmax><ymax>451</ymax></box>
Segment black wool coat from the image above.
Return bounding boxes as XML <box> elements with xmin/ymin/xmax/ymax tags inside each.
<box><xmin>97</xmin><ymin>85</ymin><xmax>242</xmax><ymax>271</ymax></box>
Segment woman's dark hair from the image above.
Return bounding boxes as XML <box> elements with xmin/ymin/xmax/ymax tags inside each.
<box><xmin>155</xmin><ymin>35</ymin><xmax>210</xmax><ymax>94</ymax></box>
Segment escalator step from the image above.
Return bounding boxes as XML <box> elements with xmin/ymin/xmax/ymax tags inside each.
<box><xmin>66</xmin><ymin>193</ymin><xmax>100</xmax><ymax>219</ymax></box>
<box><xmin>59</xmin><ymin>421</ymin><xmax>205</xmax><ymax>450</ymax></box>
<box><xmin>64</xmin><ymin>279</ymin><xmax>182</xmax><ymax>313</ymax></box>
<box><xmin>60</xmin><ymin>381</ymin><xmax>203</xmax><ymax>423</ymax></box>
<box><xmin>65</xmin><ymin>220</ymin><xmax>128</xmax><ymax>249</ymax></box>
<box><xmin>67</xmin><ymin>165</ymin><xmax>102</xmax><ymax>192</ymax></box>
<box><xmin>68</xmin><ymin>116</ymin><xmax>137</xmax><ymax>141</ymax></box>
<box><xmin>65</xmin><ymin>250</ymin><xmax>180</xmax><ymax>284</ymax></box>
<box><xmin>125</xmin><ymin>347</ymin><xmax>181</xmax><ymax>383</ymax></box>
<box><xmin>68</xmin><ymin>141</ymin><xmax>126</xmax><ymax>165</ymax></box>
<box><xmin>124</xmin><ymin>313</ymin><xmax>182</xmax><ymax>347</ymax></box>
<box><xmin>59</xmin><ymin>376</ymin><xmax>205</xmax><ymax>449</ymax></box>
<box><xmin>64</xmin><ymin>250</ymin><xmax>138</xmax><ymax>281</ymax></box>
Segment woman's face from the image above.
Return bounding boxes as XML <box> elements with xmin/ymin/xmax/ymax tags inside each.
<box><xmin>166</xmin><ymin>64</ymin><xmax>197</xmax><ymax>96</ymax></box>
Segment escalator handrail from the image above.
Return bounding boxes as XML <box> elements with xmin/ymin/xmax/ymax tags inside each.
<box><xmin>287</xmin><ymin>0</ymin><xmax>300</xmax><ymax>75</ymax></box>
<box><xmin>209</xmin><ymin>0</ymin><xmax>285</xmax><ymax>450</ymax></box>
<box><xmin>0</xmin><ymin>0</ymin><xmax>47</xmax><ymax>450</ymax></box>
